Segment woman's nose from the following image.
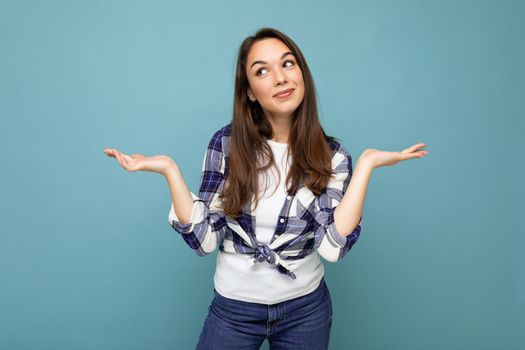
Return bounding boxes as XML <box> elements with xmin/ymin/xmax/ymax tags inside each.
<box><xmin>274</xmin><ymin>68</ymin><xmax>287</xmax><ymax>85</ymax></box>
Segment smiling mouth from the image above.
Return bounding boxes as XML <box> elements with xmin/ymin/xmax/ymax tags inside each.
<box><xmin>273</xmin><ymin>89</ymin><xmax>294</xmax><ymax>98</ymax></box>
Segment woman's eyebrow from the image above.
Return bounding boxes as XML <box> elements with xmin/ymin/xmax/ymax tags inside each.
<box><xmin>250</xmin><ymin>51</ymin><xmax>294</xmax><ymax>69</ymax></box>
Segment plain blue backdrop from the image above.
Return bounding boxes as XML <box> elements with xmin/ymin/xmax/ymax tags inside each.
<box><xmin>0</xmin><ymin>0</ymin><xmax>523</xmax><ymax>349</ymax></box>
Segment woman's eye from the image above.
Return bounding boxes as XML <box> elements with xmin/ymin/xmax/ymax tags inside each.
<box><xmin>255</xmin><ymin>60</ymin><xmax>295</xmax><ymax>76</ymax></box>
<box><xmin>256</xmin><ymin>68</ymin><xmax>269</xmax><ymax>76</ymax></box>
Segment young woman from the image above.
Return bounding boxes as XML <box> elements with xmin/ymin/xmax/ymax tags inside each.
<box><xmin>104</xmin><ymin>27</ymin><xmax>428</xmax><ymax>350</ymax></box>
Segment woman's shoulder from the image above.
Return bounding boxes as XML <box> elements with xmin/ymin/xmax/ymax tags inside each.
<box><xmin>206</xmin><ymin>123</ymin><xmax>232</xmax><ymax>154</ymax></box>
<box><xmin>324</xmin><ymin>135</ymin><xmax>351</xmax><ymax>159</ymax></box>
<box><xmin>210</xmin><ymin>123</ymin><xmax>232</xmax><ymax>139</ymax></box>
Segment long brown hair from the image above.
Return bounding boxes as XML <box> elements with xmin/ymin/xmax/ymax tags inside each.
<box><xmin>220</xmin><ymin>27</ymin><xmax>338</xmax><ymax>218</ymax></box>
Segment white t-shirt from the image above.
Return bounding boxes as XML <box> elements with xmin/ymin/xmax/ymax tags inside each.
<box><xmin>213</xmin><ymin>138</ymin><xmax>324</xmax><ymax>305</ymax></box>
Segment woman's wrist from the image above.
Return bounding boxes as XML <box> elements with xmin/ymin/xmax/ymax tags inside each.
<box><xmin>356</xmin><ymin>150</ymin><xmax>376</xmax><ymax>171</ymax></box>
<box><xmin>162</xmin><ymin>160</ymin><xmax>180</xmax><ymax>178</ymax></box>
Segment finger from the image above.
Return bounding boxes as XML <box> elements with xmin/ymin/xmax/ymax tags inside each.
<box><xmin>122</xmin><ymin>156</ymin><xmax>140</xmax><ymax>172</ymax></box>
<box><xmin>114</xmin><ymin>151</ymin><xmax>123</xmax><ymax>165</ymax></box>
<box><xmin>119</xmin><ymin>152</ymin><xmax>129</xmax><ymax>166</ymax></box>
<box><xmin>104</xmin><ymin>148</ymin><xmax>115</xmax><ymax>157</ymax></box>
<box><xmin>401</xmin><ymin>150</ymin><xmax>423</xmax><ymax>160</ymax></box>
<box><xmin>121</xmin><ymin>153</ymin><xmax>134</xmax><ymax>162</ymax></box>
<box><xmin>111</xmin><ymin>149</ymin><xmax>132</xmax><ymax>162</ymax></box>
<box><xmin>115</xmin><ymin>152</ymin><xmax>130</xmax><ymax>170</ymax></box>
<box><xmin>409</xmin><ymin>143</ymin><xmax>426</xmax><ymax>152</ymax></box>
<box><xmin>131</xmin><ymin>154</ymin><xmax>146</xmax><ymax>159</ymax></box>
<box><xmin>404</xmin><ymin>144</ymin><xmax>428</xmax><ymax>156</ymax></box>
<box><xmin>105</xmin><ymin>148</ymin><xmax>126</xmax><ymax>159</ymax></box>
<box><xmin>414</xmin><ymin>151</ymin><xmax>428</xmax><ymax>159</ymax></box>
<box><xmin>119</xmin><ymin>152</ymin><xmax>139</xmax><ymax>171</ymax></box>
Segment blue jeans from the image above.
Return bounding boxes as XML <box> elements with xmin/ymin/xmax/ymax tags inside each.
<box><xmin>196</xmin><ymin>277</ymin><xmax>333</xmax><ymax>349</ymax></box>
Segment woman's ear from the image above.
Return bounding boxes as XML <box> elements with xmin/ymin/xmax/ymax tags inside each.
<box><xmin>247</xmin><ymin>88</ymin><xmax>256</xmax><ymax>102</ymax></box>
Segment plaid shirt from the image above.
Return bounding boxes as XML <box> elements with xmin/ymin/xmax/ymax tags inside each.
<box><xmin>168</xmin><ymin>123</ymin><xmax>362</xmax><ymax>279</ymax></box>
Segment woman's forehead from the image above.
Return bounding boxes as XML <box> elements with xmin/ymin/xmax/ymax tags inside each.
<box><xmin>247</xmin><ymin>38</ymin><xmax>292</xmax><ymax>64</ymax></box>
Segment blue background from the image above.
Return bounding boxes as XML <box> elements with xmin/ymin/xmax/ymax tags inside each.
<box><xmin>1</xmin><ymin>0</ymin><xmax>523</xmax><ymax>349</ymax></box>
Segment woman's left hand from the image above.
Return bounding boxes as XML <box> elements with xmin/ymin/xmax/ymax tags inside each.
<box><xmin>359</xmin><ymin>143</ymin><xmax>429</xmax><ymax>169</ymax></box>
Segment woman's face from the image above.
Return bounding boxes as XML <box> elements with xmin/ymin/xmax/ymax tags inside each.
<box><xmin>246</xmin><ymin>38</ymin><xmax>305</xmax><ymax>121</ymax></box>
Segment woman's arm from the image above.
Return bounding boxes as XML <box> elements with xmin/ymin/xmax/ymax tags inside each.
<box><xmin>103</xmin><ymin>149</ymin><xmax>195</xmax><ymax>224</ymax></box>
<box><xmin>164</xmin><ymin>128</ymin><xmax>229</xmax><ymax>256</ymax></box>
<box><xmin>333</xmin><ymin>158</ymin><xmax>373</xmax><ymax>237</ymax></box>
<box><xmin>163</xmin><ymin>164</ymin><xmax>195</xmax><ymax>225</ymax></box>
<box><xmin>104</xmin><ymin>127</ymin><xmax>229</xmax><ymax>256</ymax></box>
<box><xmin>334</xmin><ymin>144</ymin><xmax>428</xmax><ymax>237</ymax></box>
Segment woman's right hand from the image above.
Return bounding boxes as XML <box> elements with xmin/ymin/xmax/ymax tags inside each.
<box><xmin>103</xmin><ymin>148</ymin><xmax>177</xmax><ymax>175</ymax></box>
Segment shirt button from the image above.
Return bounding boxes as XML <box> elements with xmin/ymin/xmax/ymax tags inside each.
<box><xmin>286</xmin><ymin>195</ymin><xmax>292</xmax><ymax>200</ymax></box>
<box><xmin>279</xmin><ymin>218</ymin><xmax>285</xmax><ymax>223</ymax></box>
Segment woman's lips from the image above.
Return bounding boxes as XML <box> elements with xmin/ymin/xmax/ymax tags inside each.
<box><xmin>273</xmin><ymin>88</ymin><xmax>294</xmax><ymax>98</ymax></box>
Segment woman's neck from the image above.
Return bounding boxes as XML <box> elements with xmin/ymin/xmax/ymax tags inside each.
<box><xmin>264</xmin><ymin>112</ymin><xmax>292</xmax><ymax>143</ymax></box>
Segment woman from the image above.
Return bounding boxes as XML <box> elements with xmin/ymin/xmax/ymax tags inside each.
<box><xmin>104</xmin><ymin>27</ymin><xmax>428</xmax><ymax>350</ymax></box>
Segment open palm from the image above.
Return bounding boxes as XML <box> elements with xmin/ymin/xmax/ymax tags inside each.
<box><xmin>362</xmin><ymin>143</ymin><xmax>428</xmax><ymax>169</ymax></box>
<box><xmin>103</xmin><ymin>148</ymin><xmax>175</xmax><ymax>174</ymax></box>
